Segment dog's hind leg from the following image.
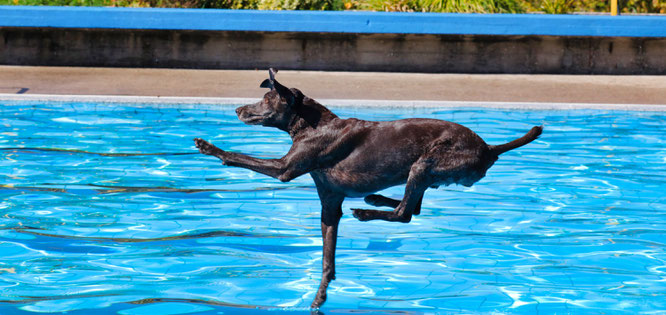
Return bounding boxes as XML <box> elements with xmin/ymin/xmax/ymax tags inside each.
<box><xmin>364</xmin><ymin>194</ymin><xmax>423</xmax><ymax>215</ymax></box>
<box><xmin>352</xmin><ymin>164</ymin><xmax>429</xmax><ymax>223</ymax></box>
<box><xmin>311</xmin><ymin>191</ymin><xmax>344</xmax><ymax>309</ymax></box>
<box><xmin>364</xmin><ymin>194</ymin><xmax>399</xmax><ymax>208</ymax></box>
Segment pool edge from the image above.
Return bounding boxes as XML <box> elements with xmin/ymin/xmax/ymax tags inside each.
<box><xmin>1</xmin><ymin>93</ymin><xmax>665</xmax><ymax>111</ymax></box>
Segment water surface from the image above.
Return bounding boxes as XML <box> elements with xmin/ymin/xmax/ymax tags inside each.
<box><xmin>1</xmin><ymin>102</ymin><xmax>665</xmax><ymax>314</ymax></box>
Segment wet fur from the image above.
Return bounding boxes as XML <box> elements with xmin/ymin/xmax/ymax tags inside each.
<box><xmin>194</xmin><ymin>68</ymin><xmax>542</xmax><ymax>309</ymax></box>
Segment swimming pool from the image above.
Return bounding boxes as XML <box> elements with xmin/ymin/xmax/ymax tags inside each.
<box><xmin>1</xmin><ymin>101</ymin><xmax>665</xmax><ymax>314</ymax></box>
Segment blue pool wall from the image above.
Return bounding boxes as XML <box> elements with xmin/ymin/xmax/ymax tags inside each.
<box><xmin>1</xmin><ymin>6</ymin><xmax>665</xmax><ymax>73</ymax></box>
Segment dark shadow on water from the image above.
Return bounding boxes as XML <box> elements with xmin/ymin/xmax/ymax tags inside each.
<box><xmin>1</xmin><ymin>295</ymin><xmax>424</xmax><ymax>314</ymax></box>
<box><xmin>0</xmin><ymin>183</ymin><xmax>315</xmax><ymax>195</ymax></box>
<box><xmin>0</xmin><ymin>147</ymin><xmax>197</xmax><ymax>157</ymax></box>
<box><xmin>125</xmin><ymin>298</ymin><xmax>423</xmax><ymax>315</ymax></box>
<box><xmin>11</xmin><ymin>227</ymin><xmax>265</xmax><ymax>243</ymax></box>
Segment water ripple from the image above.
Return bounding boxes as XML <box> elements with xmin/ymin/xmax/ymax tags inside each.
<box><xmin>1</xmin><ymin>102</ymin><xmax>665</xmax><ymax>313</ymax></box>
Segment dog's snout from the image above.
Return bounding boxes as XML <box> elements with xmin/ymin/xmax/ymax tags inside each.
<box><xmin>235</xmin><ymin>106</ymin><xmax>243</xmax><ymax>116</ymax></box>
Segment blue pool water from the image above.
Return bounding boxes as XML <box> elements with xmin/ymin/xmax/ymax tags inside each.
<box><xmin>1</xmin><ymin>101</ymin><xmax>665</xmax><ymax>314</ymax></box>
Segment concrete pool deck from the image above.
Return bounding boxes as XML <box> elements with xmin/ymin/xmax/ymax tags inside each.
<box><xmin>0</xmin><ymin>65</ymin><xmax>664</xmax><ymax>108</ymax></box>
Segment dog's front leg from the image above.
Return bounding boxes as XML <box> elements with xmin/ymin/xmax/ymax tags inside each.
<box><xmin>311</xmin><ymin>194</ymin><xmax>344</xmax><ymax>309</ymax></box>
<box><xmin>194</xmin><ymin>138</ymin><xmax>308</xmax><ymax>181</ymax></box>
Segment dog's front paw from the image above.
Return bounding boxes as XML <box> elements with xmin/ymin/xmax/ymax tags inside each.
<box><xmin>194</xmin><ymin>138</ymin><xmax>221</xmax><ymax>156</ymax></box>
<box><xmin>310</xmin><ymin>284</ymin><xmax>328</xmax><ymax>310</ymax></box>
<box><xmin>310</xmin><ymin>294</ymin><xmax>326</xmax><ymax>310</ymax></box>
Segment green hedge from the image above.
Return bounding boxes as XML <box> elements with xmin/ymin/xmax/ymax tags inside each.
<box><xmin>1</xmin><ymin>0</ymin><xmax>663</xmax><ymax>14</ymax></box>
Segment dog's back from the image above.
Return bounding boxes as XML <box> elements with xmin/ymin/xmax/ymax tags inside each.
<box><xmin>310</xmin><ymin>117</ymin><xmax>500</xmax><ymax>196</ymax></box>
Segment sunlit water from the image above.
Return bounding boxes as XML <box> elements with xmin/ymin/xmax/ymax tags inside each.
<box><xmin>1</xmin><ymin>101</ymin><xmax>665</xmax><ymax>314</ymax></box>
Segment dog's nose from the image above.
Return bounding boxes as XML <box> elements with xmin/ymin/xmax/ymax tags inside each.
<box><xmin>235</xmin><ymin>107</ymin><xmax>242</xmax><ymax>115</ymax></box>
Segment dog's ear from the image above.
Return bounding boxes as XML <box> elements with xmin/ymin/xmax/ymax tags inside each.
<box><xmin>274</xmin><ymin>81</ymin><xmax>295</xmax><ymax>106</ymax></box>
<box><xmin>263</xmin><ymin>68</ymin><xmax>295</xmax><ymax>106</ymax></box>
<box><xmin>260</xmin><ymin>79</ymin><xmax>273</xmax><ymax>89</ymax></box>
<box><xmin>260</xmin><ymin>68</ymin><xmax>279</xmax><ymax>89</ymax></box>
<box><xmin>268</xmin><ymin>68</ymin><xmax>278</xmax><ymax>81</ymax></box>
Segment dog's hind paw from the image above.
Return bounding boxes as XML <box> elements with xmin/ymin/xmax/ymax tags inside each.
<box><xmin>352</xmin><ymin>208</ymin><xmax>371</xmax><ymax>221</ymax></box>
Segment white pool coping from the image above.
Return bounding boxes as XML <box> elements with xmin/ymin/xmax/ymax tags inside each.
<box><xmin>1</xmin><ymin>93</ymin><xmax>665</xmax><ymax>111</ymax></box>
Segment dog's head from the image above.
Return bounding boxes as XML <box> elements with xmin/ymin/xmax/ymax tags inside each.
<box><xmin>236</xmin><ymin>68</ymin><xmax>303</xmax><ymax>130</ymax></box>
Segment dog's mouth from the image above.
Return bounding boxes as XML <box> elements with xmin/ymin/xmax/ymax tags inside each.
<box><xmin>238</xmin><ymin>113</ymin><xmax>267</xmax><ymax>125</ymax></box>
<box><xmin>236</xmin><ymin>104</ymin><xmax>272</xmax><ymax>125</ymax></box>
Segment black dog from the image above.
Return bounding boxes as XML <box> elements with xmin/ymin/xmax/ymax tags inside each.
<box><xmin>194</xmin><ymin>68</ymin><xmax>542</xmax><ymax>308</ymax></box>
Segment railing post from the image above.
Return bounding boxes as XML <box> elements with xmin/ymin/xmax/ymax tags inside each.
<box><xmin>611</xmin><ymin>0</ymin><xmax>619</xmax><ymax>15</ymax></box>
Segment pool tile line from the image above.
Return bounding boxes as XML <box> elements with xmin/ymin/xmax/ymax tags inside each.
<box><xmin>1</xmin><ymin>93</ymin><xmax>665</xmax><ymax>111</ymax></box>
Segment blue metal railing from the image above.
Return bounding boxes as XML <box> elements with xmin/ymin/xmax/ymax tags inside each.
<box><xmin>1</xmin><ymin>6</ymin><xmax>665</xmax><ymax>37</ymax></box>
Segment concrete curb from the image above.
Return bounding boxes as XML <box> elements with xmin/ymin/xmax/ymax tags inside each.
<box><xmin>2</xmin><ymin>93</ymin><xmax>665</xmax><ymax>111</ymax></box>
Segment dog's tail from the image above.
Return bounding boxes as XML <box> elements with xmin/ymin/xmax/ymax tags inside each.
<box><xmin>488</xmin><ymin>126</ymin><xmax>543</xmax><ymax>156</ymax></box>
